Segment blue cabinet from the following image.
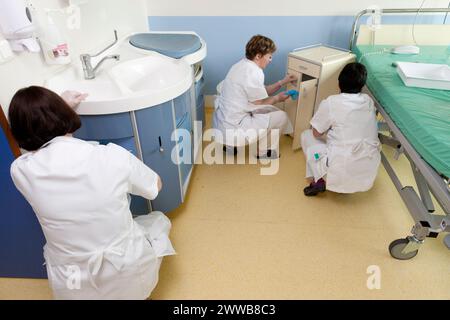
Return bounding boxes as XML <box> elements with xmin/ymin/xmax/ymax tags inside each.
<box><xmin>0</xmin><ymin>128</ymin><xmax>46</xmax><ymax>278</ymax></box>
<box><xmin>136</xmin><ymin>101</ymin><xmax>183</xmax><ymax>213</ymax></box>
<box><xmin>73</xmin><ymin>89</ymin><xmax>195</xmax><ymax>215</ymax></box>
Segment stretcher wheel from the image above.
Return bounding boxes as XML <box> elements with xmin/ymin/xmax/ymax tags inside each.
<box><xmin>389</xmin><ymin>238</ymin><xmax>418</xmax><ymax>260</ymax></box>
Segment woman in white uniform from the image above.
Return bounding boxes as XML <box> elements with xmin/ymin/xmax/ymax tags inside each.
<box><xmin>300</xmin><ymin>63</ymin><xmax>381</xmax><ymax>196</ymax></box>
<box><xmin>212</xmin><ymin>35</ymin><xmax>296</xmax><ymax>158</ymax></box>
<box><xmin>8</xmin><ymin>86</ymin><xmax>175</xmax><ymax>299</ymax></box>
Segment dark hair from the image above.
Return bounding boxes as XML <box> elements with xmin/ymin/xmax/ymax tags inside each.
<box><xmin>245</xmin><ymin>35</ymin><xmax>277</xmax><ymax>60</ymax></box>
<box><xmin>338</xmin><ymin>62</ymin><xmax>367</xmax><ymax>94</ymax></box>
<box><xmin>8</xmin><ymin>86</ymin><xmax>81</xmax><ymax>151</ymax></box>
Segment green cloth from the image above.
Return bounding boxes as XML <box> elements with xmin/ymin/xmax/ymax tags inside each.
<box><xmin>354</xmin><ymin>45</ymin><xmax>450</xmax><ymax>178</ymax></box>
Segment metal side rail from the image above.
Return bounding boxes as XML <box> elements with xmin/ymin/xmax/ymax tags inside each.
<box><xmin>349</xmin><ymin>7</ymin><xmax>450</xmax><ymax>50</ymax></box>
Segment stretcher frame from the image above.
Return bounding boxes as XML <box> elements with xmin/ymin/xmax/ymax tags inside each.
<box><xmin>350</xmin><ymin>8</ymin><xmax>450</xmax><ymax>259</ymax></box>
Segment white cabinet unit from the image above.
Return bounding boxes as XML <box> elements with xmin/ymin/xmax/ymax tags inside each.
<box><xmin>283</xmin><ymin>45</ymin><xmax>355</xmax><ymax>150</ymax></box>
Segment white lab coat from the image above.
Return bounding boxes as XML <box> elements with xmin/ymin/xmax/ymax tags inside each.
<box><xmin>212</xmin><ymin>58</ymin><xmax>292</xmax><ymax>146</ymax></box>
<box><xmin>10</xmin><ymin>136</ymin><xmax>175</xmax><ymax>299</ymax></box>
<box><xmin>301</xmin><ymin>93</ymin><xmax>381</xmax><ymax>193</ymax></box>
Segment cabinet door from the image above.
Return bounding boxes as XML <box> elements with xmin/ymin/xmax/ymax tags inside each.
<box><xmin>293</xmin><ymin>78</ymin><xmax>318</xmax><ymax>150</ymax></box>
<box><xmin>284</xmin><ymin>68</ymin><xmax>301</xmax><ymax>137</ymax></box>
<box><xmin>136</xmin><ymin>103</ymin><xmax>183</xmax><ymax>214</ymax></box>
<box><xmin>195</xmin><ymin>76</ymin><xmax>206</xmax><ymax>123</ymax></box>
<box><xmin>174</xmin><ymin>91</ymin><xmax>194</xmax><ymax>195</ymax></box>
<box><xmin>174</xmin><ymin>90</ymin><xmax>191</xmax><ymax>126</ymax></box>
<box><xmin>196</xmin><ymin>95</ymin><xmax>205</xmax><ymax>123</ymax></box>
<box><xmin>175</xmin><ymin>111</ymin><xmax>193</xmax><ymax>188</ymax></box>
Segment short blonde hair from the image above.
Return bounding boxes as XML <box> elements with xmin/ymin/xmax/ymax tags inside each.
<box><xmin>245</xmin><ymin>35</ymin><xmax>276</xmax><ymax>60</ymax></box>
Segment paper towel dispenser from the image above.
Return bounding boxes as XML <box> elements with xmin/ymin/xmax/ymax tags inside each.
<box><xmin>0</xmin><ymin>0</ymin><xmax>40</xmax><ymax>52</ymax></box>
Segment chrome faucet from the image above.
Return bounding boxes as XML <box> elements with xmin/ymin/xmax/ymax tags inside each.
<box><xmin>80</xmin><ymin>30</ymin><xmax>121</xmax><ymax>80</ymax></box>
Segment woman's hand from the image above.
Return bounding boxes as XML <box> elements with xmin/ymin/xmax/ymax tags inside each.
<box><xmin>276</xmin><ymin>91</ymin><xmax>290</xmax><ymax>103</ymax></box>
<box><xmin>282</xmin><ymin>73</ymin><xmax>298</xmax><ymax>86</ymax></box>
<box><xmin>61</xmin><ymin>91</ymin><xmax>88</xmax><ymax>108</ymax></box>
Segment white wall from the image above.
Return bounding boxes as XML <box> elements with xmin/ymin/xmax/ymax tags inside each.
<box><xmin>146</xmin><ymin>0</ymin><xmax>450</xmax><ymax>16</ymax></box>
<box><xmin>0</xmin><ymin>0</ymin><xmax>148</xmax><ymax>114</ymax></box>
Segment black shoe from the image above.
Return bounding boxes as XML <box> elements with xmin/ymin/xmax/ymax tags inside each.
<box><xmin>223</xmin><ymin>145</ymin><xmax>238</xmax><ymax>155</ymax></box>
<box><xmin>303</xmin><ymin>181</ymin><xmax>326</xmax><ymax>196</ymax></box>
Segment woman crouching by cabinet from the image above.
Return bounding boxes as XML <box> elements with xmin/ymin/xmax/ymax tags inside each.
<box><xmin>8</xmin><ymin>86</ymin><xmax>175</xmax><ymax>299</ymax></box>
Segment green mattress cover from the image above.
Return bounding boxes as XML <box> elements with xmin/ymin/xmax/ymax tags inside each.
<box><xmin>354</xmin><ymin>45</ymin><xmax>450</xmax><ymax>178</ymax></box>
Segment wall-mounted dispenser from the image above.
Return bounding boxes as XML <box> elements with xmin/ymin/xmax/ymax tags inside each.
<box><xmin>37</xmin><ymin>11</ymin><xmax>71</xmax><ymax>65</ymax></box>
<box><xmin>0</xmin><ymin>0</ymin><xmax>40</xmax><ymax>52</ymax></box>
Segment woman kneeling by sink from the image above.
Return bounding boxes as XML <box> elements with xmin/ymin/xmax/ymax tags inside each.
<box><xmin>8</xmin><ymin>86</ymin><xmax>175</xmax><ymax>300</ymax></box>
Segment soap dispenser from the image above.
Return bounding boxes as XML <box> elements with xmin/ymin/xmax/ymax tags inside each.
<box><xmin>38</xmin><ymin>11</ymin><xmax>71</xmax><ymax>65</ymax></box>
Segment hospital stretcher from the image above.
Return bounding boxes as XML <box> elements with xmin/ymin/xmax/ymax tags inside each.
<box><xmin>350</xmin><ymin>8</ymin><xmax>450</xmax><ymax>259</ymax></box>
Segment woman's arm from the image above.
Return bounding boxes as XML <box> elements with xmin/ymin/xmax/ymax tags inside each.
<box><xmin>252</xmin><ymin>91</ymin><xmax>289</xmax><ymax>106</ymax></box>
<box><xmin>265</xmin><ymin>74</ymin><xmax>298</xmax><ymax>95</ymax></box>
<box><xmin>265</xmin><ymin>81</ymin><xmax>284</xmax><ymax>96</ymax></box>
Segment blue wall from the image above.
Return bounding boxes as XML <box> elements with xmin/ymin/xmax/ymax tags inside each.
<box><xmin>149</xmin><ymin>16</ymin><xmax>354</xmax><ymax>94</ymax></box>
<box><xmin>148</xmin><ymin>15</ymin><xmax>449</xmax><ymax>95</ymax></box>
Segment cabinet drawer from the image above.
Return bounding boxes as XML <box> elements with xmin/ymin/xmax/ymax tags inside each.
<box><xmin>287</xmin><ymin>58</ymin><xmax>321</xmax><ymax>78</ymax></box>
<box><xmin>75</xmin><ymin>112</ymin><xmax>133</xmax><ymax>140</ymax></box>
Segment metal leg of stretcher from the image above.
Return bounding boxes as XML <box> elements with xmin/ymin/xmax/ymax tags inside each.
<box><xmin>379</xmin><ymin>134</ymin><xmax>435</xmax><ymax>213</ymax></box>
<box><xmin>409</xmin><ymin>161</ymin><xmax>435</xmax><ymax>213</ymax></box>
<box><xmin>380</xmin><ymin>152</ymin><xmax>446</xmax><ymax>259</ymax></box>
<box><xmin>378</xmin><ymin>133</ymin><xmax>400</xmax><ymax>149</ymax></box>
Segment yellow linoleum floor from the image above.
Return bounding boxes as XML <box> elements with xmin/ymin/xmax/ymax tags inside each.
<box><xmin>1</xmin><ymin>108</ymin><xmax>449</xmax><ymax>300</ymax></box>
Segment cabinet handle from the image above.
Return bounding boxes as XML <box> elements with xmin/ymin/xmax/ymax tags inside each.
<box><xmin>159</xmin><ymin>136</ymin><xmax>164</xmax><ymax>152</ymax></box>
<box><xmin>298</xmin><ymin>65</ymin><xmax>307</xmax><ymax>71</ymax></box>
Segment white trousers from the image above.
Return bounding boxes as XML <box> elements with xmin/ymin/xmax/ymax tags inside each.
<box><xmin>240</xmin><ymin>107</ymin><xmax>293</xmax><ymax>152</ymax></box>
<box><xmin>301</xmin><ymin>129</ymin><xmax>328</xmax><ymax>181</ymax></box>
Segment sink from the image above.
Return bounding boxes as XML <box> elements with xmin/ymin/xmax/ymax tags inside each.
<box><xmin>46</xmin><ymin>67</ymin><xmax>124</xmax><ymax>101</ymax></box>
<box><xmin>109</xmin><ymin>55</ymin><xmax>191</xmax><ymax>94</ymax></box>
<box><xmin>45</xmin><ymin>40</ymin><xmax>193</xmax><ymax>115</ymax></box>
